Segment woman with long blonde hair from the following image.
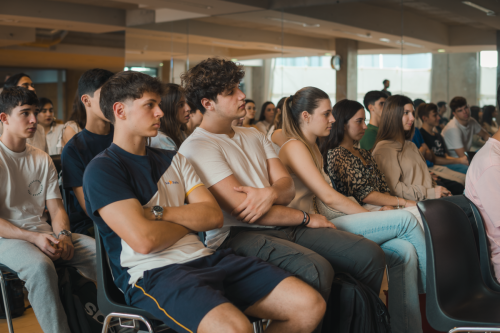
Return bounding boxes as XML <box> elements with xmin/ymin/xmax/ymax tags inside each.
<box><xmin>275</xmin><ymin>87</ymin><xmax>426</xmax><ymax>333</ymax></box>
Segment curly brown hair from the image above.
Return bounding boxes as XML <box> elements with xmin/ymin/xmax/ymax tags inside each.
<box><xmin>181</xmin><ymin>58</ymin><xmax>244</xmax><ymax>114</ymax></box>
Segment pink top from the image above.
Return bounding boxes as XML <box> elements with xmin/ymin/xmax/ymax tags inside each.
<box><xmin>465</xmin><ymin>138</ymin><xmax>500</xmax><ymax>282</ymax></box>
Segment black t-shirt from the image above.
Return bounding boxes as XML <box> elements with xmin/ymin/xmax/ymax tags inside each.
<box><xmin>420</xmin><ymin>128</ymin><xmax>447</xmax><ymax>157</ymax></box>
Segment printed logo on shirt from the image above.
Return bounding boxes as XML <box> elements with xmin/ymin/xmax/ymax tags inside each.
<box><xmin>166</xmin><ymin>180</ymin><xmax>179</xmax><ymax>185</ymax></box>
<box><xmin>28</xmin><ymin>180</ymin><xmax>43</xmax><ymax>196</ymax></box>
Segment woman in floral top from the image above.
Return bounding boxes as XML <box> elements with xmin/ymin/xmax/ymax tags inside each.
<box><xmin>320</xmin><ymin>99</ymin><xmax>423</xmax><ymax>225</ymax></box>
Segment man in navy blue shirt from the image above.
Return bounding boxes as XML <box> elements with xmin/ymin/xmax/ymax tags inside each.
<box><xmin>61</xmin><ymin>68</ymin><xmax>114</xmax><ymax>234</ymax></box>
<box><xmin>83</xmin><ymin>71</ymin><xmax>325</xmax><ymax>333</ymax></box>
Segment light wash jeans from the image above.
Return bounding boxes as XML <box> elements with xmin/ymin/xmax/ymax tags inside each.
<box><xmin>331</xmin><ymin>210</ymin><xmax>426</xmax><ymax>333</ymax></box>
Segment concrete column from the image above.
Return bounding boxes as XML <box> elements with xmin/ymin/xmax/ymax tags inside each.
<box><xmin>431</xmin><ymin>53</ymin><xmax>480</xmax><ymax>105</ymax></box>
<box><xmin>159</xmin><ymin>61</ymin><xmax>170</xmax><ymax>83</ymax></box>
<box><xmin>251</xmin><ymin>59</ymin><xmax>273</xmax><ymax>115</ymax></box>
<box><xmin>335</xmin><ymin>38</ymin><xmax>358</xmax><ymax>102</ymax></box>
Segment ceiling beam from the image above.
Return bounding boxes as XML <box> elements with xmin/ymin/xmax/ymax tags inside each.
<box><xmin>0</xmin><ymin>0</ymin><xmax>126</xmax><ymax>33</ymax></box>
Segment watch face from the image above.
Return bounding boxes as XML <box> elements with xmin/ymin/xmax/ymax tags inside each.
<box><xmin>152</xmin><ymin>206</ymin><xmax>163</xmax><ymax>213</ymax></box>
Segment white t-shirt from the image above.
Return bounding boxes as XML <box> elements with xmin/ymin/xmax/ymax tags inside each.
<box><xmin>255</xmin><ymin>120</ymin><xmax>271</xmax><ymax>134</ymax></box>
<box><xmin>149</xmin><ymin>131</ymin><xmax>177</xmax><ymax>151</ymax></box>
<box><xmin>442</xmin><ymin>117</ymin><xmax>482</xmax><ymax>157</ymax></box>
<box><xmin>45</xmin><ymin>123</ymin><xmax>64</xmax><ymax>155</ymax></box>
<box><xmin>179</xmin><ymin>126</ymin><xmax>278</xmax><ymax>248</ymax></box>
<box><xmin>0</xmin><ymin>122</ymin><xmax>47</xmax><ymax>153</ymax></box>
<box><xmin>0</xmin><ymin>141</ymin><xmax>61</xmax><ymax>236</ymax></box>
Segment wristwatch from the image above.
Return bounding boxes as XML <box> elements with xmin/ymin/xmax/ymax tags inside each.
<box><xmin>58</xmin><ymin>230</ymin><xmax>72</xmax><ymax>239</ymax></box>
<box><xmin>151</xmin><ymin>206</ymin><xmax>164</xmax><ymax>220</ymax></box>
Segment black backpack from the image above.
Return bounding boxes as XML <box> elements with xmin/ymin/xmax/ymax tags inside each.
<box><xmin>323</xmin><ymin>272</ymin><xmax>391</xmax><ymax>333</ymax></box>
<box><xmin>58</xmin><ymin>267</ymin><xmax>116</xmax><ymax>333</ymax></box>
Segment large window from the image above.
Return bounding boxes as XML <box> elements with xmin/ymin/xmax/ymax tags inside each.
<box><xmin>480</xmin><ymin>51</ymin><xmax>498</xmax><ymax>107</ymax></box>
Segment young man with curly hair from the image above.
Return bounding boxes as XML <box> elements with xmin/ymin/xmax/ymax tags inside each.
<box><xmin>83</xmin><ymin>71</ymin><xmax>325</xmax><ymax>333</ymax></box>
<box><xmin>178</xmin><ymin>58</ymin><xmax>386</xmax><ymax>324</ymax></box>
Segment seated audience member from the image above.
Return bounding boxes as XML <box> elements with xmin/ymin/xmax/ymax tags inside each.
<box><xmin>442</xmin><ymin>97</ymin><xmax>490</xmax><ymax>157</ymax></box>
<box><xmin>322</xmin><ymin>99</ymin><xmax>422</xmax><ymax>221</ymax></box>
<box><xmin>59</xmin><ymin>92</ymin><xmax>85</xmax><ymax>147</ymax></box>
<box><xmin>255</xmin><ymin>101</ymin><xmax>276</xmax><ymax>134</ymax></box>
<box><xmin>411</xmin><ymin>127</ymin><xmax>465</xmax><ymax>195</ymax></box>
<box><xmin>150</xmin><ymin>83</ymin><xmax>189</xmax><ymax>151</ymax></box>
<box><xmin>277</xmin><ymin>91</ymin><xmax>425</xmax><ymax>333</ymax></box>
<box><xmin>242</xmin><ymin>99</ymin><xmax>258</xmax><ymax>129</ymax></box>
<box><xmin>413</xmin><ymin>99</ymin><xmax>425</xmax><ymax>129</ymax></box>
<box><xmin>470</xmin><ymin>105</ymin><xmax>483</xmax><ymax>123</ymax></box>
<box><xmin>436</xmin><ymin>101</ymin><xmax>449</xmax><ymax>133</ymax></box>
<box><xmin>185</xmin><ymin>102</ymin><xmax>203</xmax><ymax>136</ymax></box>
<box><xmin>4</xmin><ymin>72</ymin><xmax>47</xmax><ymax>152</ymax></box>
<box><xmin>481</xmin><ymin>105</ymin><xmax>498</xmax><ymax>136</ymax></box>
<box><xmin>179</xmin><ymin>59</ymin><xmax>386</xmax><ymax>322</ymax></box>
<box><xmin>267</xmin><ymin>96</ymin><xmax>286</xmax><ymax>155</ymax></box>
<box><xmin>0</xmin><ymin>87</ymin><xmax>96</xmax><ymax>333</ymax></box>
<box><xmin>382</xmin><ymin>79</ymin><xmax>391</xmax><ymax>96</ymax></box>
<box><xmin>359</xmin><ymin>90</ymin><xmax>387</xmax><ymax>150</ymax></box>
<box><xmin>84</xmin><ymin>71</ymin><xmax>325</xmax><ymax>333</ymax></box>
<box><xmin>37</xmin><ymin>97</ymin><xmax>64</xmax><ymax>155</ymax></box>
<box><xmin>61</xmin><ymin>69</ymin><xmax>114</xmax><ymax>234</ymax></box>
<box><xmin>417</xmin><ymin>103</ymin><xmax>469</xmax><ymax>175</ymax></box>
<box><xmin>470</xmin><ymin>105</ymin><xmax>487</xmax><ymax>150</ymax></box>
<box><xmin>465</xmin><ymin>89</ymin><xmax>500</xmax><ymax>283</ymax></box>
<box><xmin>373</xmin><ymin>95</ymin><xmax>452</xmax><ymax>201</ymax></box>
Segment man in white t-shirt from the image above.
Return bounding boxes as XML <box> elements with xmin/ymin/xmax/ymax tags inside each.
<box><xmin>179</xmin><ymin>58</ymin><xmax>386</xmax><ymax>320</ymax></box>
<box><xmin>0</xmin><ymin>87</ymin><xmax>96</xmax><ymax>333</ymax></box>
<box><xmin>442</xmin><ymin>96</ymin><xmax>490</xmax><ymax>158</ymax></box>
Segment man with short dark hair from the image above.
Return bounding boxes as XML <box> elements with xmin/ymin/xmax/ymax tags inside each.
<box><xmin>382</xmin><ymin>79</ymin><xmax>391</xmax><ymax>96</ymax></box>
<box><xmin>179</xmin><ymin>58</ymin><xmax>386</xmax><ymax>328</ymax></box>
<box><xmin>61</xmin><ymin>68</ymin><xmax>114</xmax><ymax>234</ymax></box>
<box><xmin>0</xmin><ymin>87</ymin><xmax>96</xmax><ymax>333</ymax></box>
<box><xmin>83</xmin><ymin>71</ymin><xmax>325</xmax><ymax>333</ymax></box>
<box><xmin>442</xmin><ymin>96</ymin><xmax>490</xmax><ymax>158</ymax></box>
<box><xmin>359</xmin><ymin>90</ymin><xmax>387</xmax><ymax>150</ymax></box>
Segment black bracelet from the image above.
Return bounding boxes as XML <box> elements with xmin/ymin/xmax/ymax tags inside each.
<box><xmin>300</xmin><ymin>210</ymin><xmax>310</xmax><ymax>227</ymax></box>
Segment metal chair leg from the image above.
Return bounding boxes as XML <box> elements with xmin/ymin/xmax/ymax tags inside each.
<box><xmin>253</xmin><ymin>320</ymin><xmax>264</xmax><ymax>333</ymax></box>
<box><xmin>0</xmin><ymin>271</ymin><xmax>14</xmax><ymax>333</ymax></box>
<box><xmin>449</xmin><ymin>328</ymin><xmax>500</xmax><ymax>333</ymax></box>
<box><xmin>102</xmin><ymin>313</ymin><xmax>154</xmax><ymax>333</ymax></box>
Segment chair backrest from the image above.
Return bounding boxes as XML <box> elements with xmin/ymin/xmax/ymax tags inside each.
<box><xmin>417</xmin><ymin>200</ymin><xmax>489</xmax><ymax>323</ymax></box>
<box><xmin>466</xmin><ymin>197</ymin><xmax>500</xmax><ymax>292</ymax></box>
<box><xmin>465</xmin><ymin>151</ymin><xmax>476</xmax><ymax>164</ymax></box>
<box><xmin>94</xmin><ymin>225</ymin><xmax>159</xmax><ymax>320</ymax></box>
<box><xmin>50</xmin><ymin>154</ymin><xmax>62</xmax><ymax>174</ymax></box>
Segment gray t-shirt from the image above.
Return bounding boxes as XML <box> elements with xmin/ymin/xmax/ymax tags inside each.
<box><xmin>442</xmin><ymin>117</ymin><xmax>482</xmax><ymax>157</ymax></box>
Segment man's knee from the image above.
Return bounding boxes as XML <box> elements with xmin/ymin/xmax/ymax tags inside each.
<box><xmin>22</xmin><ymin>256</ymin><xmax>57</xmax><ymax>287</ymax></box>
<box><xmin>355</xmin><ymin>238</ymin><xmax>386</xmax><ymax>272</ymax></box>
<box><xmin>286</xmin><ymin>253</ymin><xmax>334</xmax><ymax>299</ymax></box>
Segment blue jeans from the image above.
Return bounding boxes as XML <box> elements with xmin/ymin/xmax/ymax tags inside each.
<box><xmin>332</xmin><ymin>210</ymin><xmax>426</xmax><ymax>333</ymax></box>
<box><xmin>444</xmin><ymin>163</ymin><xmax>468</xmax><ymax>174</ymax></box>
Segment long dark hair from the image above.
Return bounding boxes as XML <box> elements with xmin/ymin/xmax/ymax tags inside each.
<box><xmin>245</xmin><ymin>99</ymin><xmax>256</xmax><ymax>125</ymax></box>
<box><xmin>159</xmin><ymin>83</ymin><xmax>186</xmax><ymax>148</ymax></box>
<box><xmin>282</xmin><ymin>87</ymin><xmax>330</xmax><ymax>171</ymax></box>
<box><xmin>4</xmin><ymin>73</ymin><xmax>30</xmax><ymax>89</ymax></box>
<box><xmin>273</xmin><ymin>97</ymin><xmax>286</xmax><ymax>130</ymax></box>
<box><xmin>470</xmin><ymin>106</ymin><xmax>481</xmax><ymax>122</ymax></box>
<box><xmin>69</xmin><ymin>91</ymin><xmax>86</xmax><ymax>130</ymax></box>
<box><xmin>482</xmin><ymin>105</ymin><xmax>496</xmax><ymax>126</ymax></box>
<box><xmin>38</xmin><ymin>97</ymin><xmax>56</xmax><ymax>126</ymax></box>
<box><xmin>374</xmin><ymin>95</ymin><xmax>414</xmax><ymax>150</ymax></box>
<box><xmin>320</xmin><ymin>99</ymin><xmax>364</xmax><ymax>162</ymax></box>
<box><xmin>259</xmin><ymin>101</ymin><xmax>274</xmax><ymax>122</ymax></box>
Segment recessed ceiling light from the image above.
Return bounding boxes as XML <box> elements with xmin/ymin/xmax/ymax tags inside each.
<box><xmin>334</xmin><ymin>30</ymin><xmax>372</xmax><ymax>38</ymax></box>
<box><xmin>438</xmin><ymin>49</ymin><xmax>446</xmax><ymax>53</ymax></box>
<box><xmin>462</xmin><ymin>1</ymin><xmax>496</xmax><ymax>16</ymax></box>
<box><xmin>379</xmin><ymin>38</ymin><xmax>391</xmax><ymax>43</ymax></box>
<box><xmin>159</xmin><ymin>63</ymin><xmax>163</xmax><ymax>66</ymax></box>
<box><xmin>325</xmin><ymin>53</ymin><xmax>332</xmax><ymax>56</ymax></box>
<box><xmin>266</xmin><ymin>17</ymin><xmax>320</xmax><ymax>28</ymax></box>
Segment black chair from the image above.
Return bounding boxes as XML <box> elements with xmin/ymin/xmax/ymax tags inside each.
<box><xmin>95</xmin><ymin>226</ymin><xmax>264</xmax><ymax>333</ymax></box>
<box><xmin>466</xmin><ymin>197</ymin><xmax>500</xmax><ymax>292</ymax></box>
<box><xmin>464</xmin><ymin>151</ymin><xmax>476</xmax><ymax>165</ymax></box>
<box><xmin>0</xmin><ymin>264</ymin><xmax>17</xmax><ymax>333</ymax></box>
<box><xmin>417</xmin><ymin>200</ymin><xmax>500</xmax><ymax>332</ymax></box>
<box><xmin>50</xmin><ymin>154</ymin><xmax>62</xmax><ymax>174</ymax></box>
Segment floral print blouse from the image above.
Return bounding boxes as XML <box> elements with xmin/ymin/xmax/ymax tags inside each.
<box><xmin>326</xmin><ymin>146</ymin><xmax>390</xmax><ymax>204</ymax></box>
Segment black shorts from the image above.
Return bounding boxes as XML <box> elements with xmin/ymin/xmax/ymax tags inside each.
<box><xmin>126</xmin><ymin>249</ymin><xmax>290</xmax><ymax>333</ymax></box>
